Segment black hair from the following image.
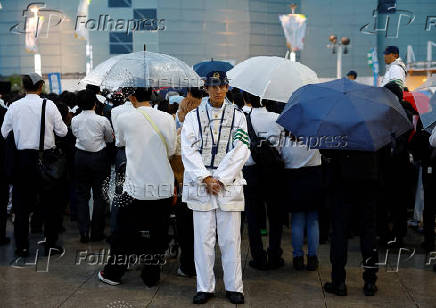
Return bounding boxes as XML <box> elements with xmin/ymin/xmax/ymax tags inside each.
<box><xmin>347</xmin><ymin>71</ymin><xmax>357</xmax><ymax>79</ymax></box>
<box><xmin>187</xmin><ymin>87</ymin><xmax>203</xmax><ymax>99</ymax></box>
<box><xmin>384</xmin><ymin>81</ymin><xmax>403</xmax><ymax>101</ymax></box>
<box><xmin>45</xmin><ymin>93</ymin><xmax>59</xmax><ymax>103</ymax></box>
<box><xmin>55</xmin><ymin>102</ymin><xmax>69</xmax><ymax>123</ymax></box>
<box><xmin>242</xmin><ymin>91</ymin><xmax>261</xmax><ymax>108</ymax></box>
<box><xmin>231</xmin><ymin>87</ymin><xmax>244</xmax><ymax>109</ymax></box>
<box><xmin>262</xmin><ymin>99</ymin><xmax>285</xmax><ymax>114</ymax></box>
<box><xmin>109</xmin><ymin>92</ymin><xmax>125</xmax><ymax>107</ymax></box>
<box><xmin>133</xmin><ymin>87</ymin><xmax>153</xmax><ymax>102</ymax></box>
<box><xmin>168</xmin><ymin>103</ymin><xmax>179</xmax><ymax>115</ymax></box>
<box><xmin>76</xmin><ymin>89</ymin><xmax>97</xmax><ymax>110</ymax></box>
<box><xmin>22</xmin><ymin>75</ymin><xmax>44</xmax><ymax>92</ymax></box>
<box><xmin>60</xmin><ymin>91</ymin><xmax>77</xmax><ymax>108</ymax></box>
<box><xmin>86</xmin><ymin>84</ymin><xmax>100</xmax><ymax>94</ymax></box>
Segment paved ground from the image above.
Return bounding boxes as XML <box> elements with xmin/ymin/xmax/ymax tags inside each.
<box><xmin>0</xmin><ymin>218</ymin><xmax>435</xmax><ymax>308</ymax></box>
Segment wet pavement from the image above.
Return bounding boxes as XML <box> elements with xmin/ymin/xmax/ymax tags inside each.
<box><xmin>0</xmin><ymin>218</ymin><xmax>434</xmax><ymax>307</ymax></box>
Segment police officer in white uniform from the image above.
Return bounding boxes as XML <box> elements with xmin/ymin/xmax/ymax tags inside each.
<box><xmin>181</xmin><ymin>71</ymin><xmax>250</xmax><ymax>305</ymax></box>
<box><xmin>381</xmin><ymin>46</ymin><xmax>407</xmax><ymax>88</ymax></box>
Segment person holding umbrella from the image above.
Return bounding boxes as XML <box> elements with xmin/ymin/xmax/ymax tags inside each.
<box><xmin>181</xmin><ymin>71</ymin><xmax>250</xmax><ymax>305</ymax></box>
<box><xmin>277</xmin><ymin>78</ymin><xmax>413</xmax><ymax>297</ymax></box>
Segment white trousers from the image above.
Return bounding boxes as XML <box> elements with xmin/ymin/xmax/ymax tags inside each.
<box><xmin>193</xmin><ymin>209</ymin><xmax>243</xmax><ymax>293</ymax></box>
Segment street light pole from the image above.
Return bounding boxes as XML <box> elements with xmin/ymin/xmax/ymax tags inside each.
<box><xmin>327</xmin><ymin>35</ymin><xmax>350</xmax><ymax>79</ymax></box>
<box><xmin>337</xmin><ymin>45</ymin><xmax>342</xmax><ymax>79</ymax></box>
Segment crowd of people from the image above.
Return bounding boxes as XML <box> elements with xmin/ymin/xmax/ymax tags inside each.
<box><xmin>0</xmin><ymin>45</ymin><xmax>435</xmax><ymax>305</ymax></box>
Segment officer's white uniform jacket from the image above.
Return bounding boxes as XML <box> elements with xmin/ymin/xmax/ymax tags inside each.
<box><xmin>181</xmin><ymin>98</ymin><xmax>250</xmax><ymax>212</ymax></box>
<box><xmin>381</xmin><ymin>58</ymin><xmax>407</xmax><ymax>88</ymax></box>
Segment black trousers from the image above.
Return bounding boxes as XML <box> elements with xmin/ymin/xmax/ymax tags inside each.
<box><xmin>74</xmin><ymin>149</ymin><xmax>110</xmax><ymax>237</ymax></box>
<box><xmin>423</xmin><ymin>165</ymin><xmax>436</xmax><ymax>248</ymax></box>
<box><xmin>103</xmin><ymin>196</ymin><xmax>171</xmax><ymax>283</ymax></box>
<box><xmin>243</xmin><ymin>165</ymin><xmax>283</xmax><ymax>263</ymax></box>
<box><xmin>330</xmin><ymin>180</ymin><xmax>379</xmax><ymax>284</ymax></box>
<box><xmin>110</xmin><ymin>147</ymin><xmax>126</xmax><ymax>234</ymax></box>
<box><xmin>13</xmin><ymin>150</ymin><xmax>62</xmax><ymax>251</ymax></box>
<box><xmin>175</xmin><ymin>201</ymin><xmax>195</xmax><ymax>275</ymax></box>
<box><xmin>0</xmin><ymin>175</ymin><xmax>9</xmax><ymax>239</ymax></box>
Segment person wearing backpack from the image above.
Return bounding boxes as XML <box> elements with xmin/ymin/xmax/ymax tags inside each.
<box><xmin>242</xmin><ymin>91</ymin><xmax>285</xmax><ymax>271</ymax></box>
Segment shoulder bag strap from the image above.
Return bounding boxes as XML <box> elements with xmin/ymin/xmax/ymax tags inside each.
<box><xmin>39</xmin><ymin>99</ymin><xmax>47</xmax><ymax>153</ymax></box>
<box><xmin>245</xmin><ymin>111</ymin><xmax>259</xmax><ymax>143</ymax></box>
<box><xmin>137</xmin><ymin>108</ymin><xmax>169</xmax><ymax>155</ymax></box>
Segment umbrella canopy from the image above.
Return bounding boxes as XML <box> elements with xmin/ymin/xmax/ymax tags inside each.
<box><xmin>81</xmin><ymin>51</ymin><xmax>202</xmax><ymax>90</ymax></box>
<box><xmin>403</xmin><ymin>91</ymin><xmax>430</xmax><ymax>114</ymax></box>
<box><xmin>80</xmin><ymin>54</ymin><xmax>124</xmax><ymax>86</ymax></box>
<box><xmin>193</xmin><ymin>60</ymin><xmax>233</xmax><ymax>77</ymax></box>
<box><xmin>425</xmin><ymin>93</ymin><xmax>436</xmax><ymax>132</ymax></box>
<box><xmin>277</xmin><ymin>78</ymin><xmax>413</xmax><ymax>152</ymax></box>
<box><xmin>227</xmin><ymin>56</ymin><xmax>318</xmax><ymax>103</ymax></box>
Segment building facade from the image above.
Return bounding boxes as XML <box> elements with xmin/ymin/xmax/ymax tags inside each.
<box><xmin>0</xmin><ymin>0</ymin><xmax>435</xmax><ymax>83</ymax></box>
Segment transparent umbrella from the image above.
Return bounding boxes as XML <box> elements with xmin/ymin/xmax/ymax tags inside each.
<box><xmin>80</xmin><ymin>54</ymin><xmax>125</xmax><ymax>87</ymax></box>
<box><xmin>81</xmin><ymin>51</ymin><xmax>203</xmax><ymax>90</ymax></box>
<box><xmin>227</xmin><ymin>56</ymin><xmax>318</xmax><ymax>103</ymax></box>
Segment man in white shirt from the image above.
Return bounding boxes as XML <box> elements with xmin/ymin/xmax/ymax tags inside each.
<box><xmin>181</xmin><ymin>71</ymin><xmax>250</xmax><ymax>305</ymax></box>
<box><xmin>242</xmin><ymin>91</ymin><xmax>285</xmax><ymax>271</ymax></box>
<box><xmin>381</xmin><ymin>46</ymin><xmax>407</xmax><ymax>88</ymax></box>
<box><xmin>98</xmin><ymin>87</ymin><xmax>176</xmax><ymax>288</ymax></box>
<box><xmin>1</xmin><ymin>73</ymin><xmax>68</xmax><ymax>261</ymax></box>
<box><xmin>71</xmin><ymin>89</ymin><xmax>113</xmax><ymax>243</ymax></box>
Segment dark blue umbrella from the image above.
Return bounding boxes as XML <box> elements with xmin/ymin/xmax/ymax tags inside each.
<box><xmin>277</xmin><ymin>78</ymin><xmax>413</xmax><ymax>151</ymax></box>
<box><xmin>193</xmin><ymin>60</ymin><xmax>234</xmax><ymax>77</ymax></box>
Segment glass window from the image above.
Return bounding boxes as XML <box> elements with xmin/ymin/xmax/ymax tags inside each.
<box><xmin>109</xmin><ymin>32</ymin><xmax>133</xmax><ymax>54</ymax></box>
<box><xmin>108</xmin><ymin>0</ymin><xmax>131</xmax><ymax>8</ymax></box>
<box><xmin>133</xmin><ymin>9</ymin><xmax>158</xmax><ymax>31</ymax></box>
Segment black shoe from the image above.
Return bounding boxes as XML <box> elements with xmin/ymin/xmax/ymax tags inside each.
<box><xmin>31</xmin><ymin>227</ymin><xmax>43</xmax><ymax>234</ymax></box>
<box><xmin>306</xmin><ymin>255</ymin><xmax>319</xmax><ymax>271</ymax></box>
<box><xmin>293</xmin><ymin>256</ymin><xmax>305</xmax><ymax>271</ymax></box>
<box><xmin>324</xmin><ymin>281</ymin><xmax>347</xmax><ymax>296</ymax></box>
<box><xmin>90</xmin><ymin>234</ymin><xmax>106</xmax><ymax>242</ymax></box>
<box><xmin>421</xmin><ymin>241</ymin><xmax>435</xmax><ymax>252</ymax></box>
<box><xmin>80</xmin><ymin>233</ymin><xmax>89</xmax><ymax>243</ymax></box>
<box><xmin>141</xmin><ymin>266</ymin><xmax>160</xmax><ymax>288</ymax></box>
<box><xmin>193</xmin><ymin>292</ymin><xmax>214</xmax><ymax>304</ymax></box>
<box><xmin>45</xmin><ymin>246</ymin><xmax>65</xmax><ymax>257</ymax></box>
<box><xmin>0</xmin><ymin>237</ymin><xmax>11</xmax><ymax>246</ymax></box>
<box><xmin>226</xmin><ymin>291</ymin><xmax>244</xmax><ymax>304</ymax></box>
<box><xmin>15</xmin><ymin>249</ymin><xmax>29</xmax><ymax>258</ymax></box>
<box><xmin>268</xmin><ymin>257</ymin><xmax>285</xmax><ymax>270</ymax></box>
<box><xmin>249</xmin><ymin>259</ymin><xmax>269</xmax><ymax>271</ymax></box>
<box><xmin>363</xmin><ymin>282</ymin><xmax>378</xmax><ymax>296</ymax></box>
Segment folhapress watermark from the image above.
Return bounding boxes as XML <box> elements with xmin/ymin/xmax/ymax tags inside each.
<box><xmin>9</xmin><ymin>2</ymin><xmax>166</xmax><ymax>38</ymax></box>
<box><xmin>75</xmin><ymin>14</ymin><xmax>166</xmax><ymax>35</ymax></box>
<box><xmin>75</xmin><ymin>249</ymin><xmax>167</xmax><ymax>268</ymax></box>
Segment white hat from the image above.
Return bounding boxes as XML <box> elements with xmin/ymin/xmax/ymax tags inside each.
<box><xmin>27</xmin><ymin>72</ymin><xmax>43</xmax><ymax>85</ymax></box>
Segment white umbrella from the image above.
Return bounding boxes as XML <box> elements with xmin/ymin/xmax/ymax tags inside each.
<box><xmin>80</xmin><ymin>51</ymin><xmax>203</xmax><ymax>90</ymax></box>
<box><xmin>227</xmin><ymin>56</ymin><xmax>318</xmax><ymax>103</ymax></box>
